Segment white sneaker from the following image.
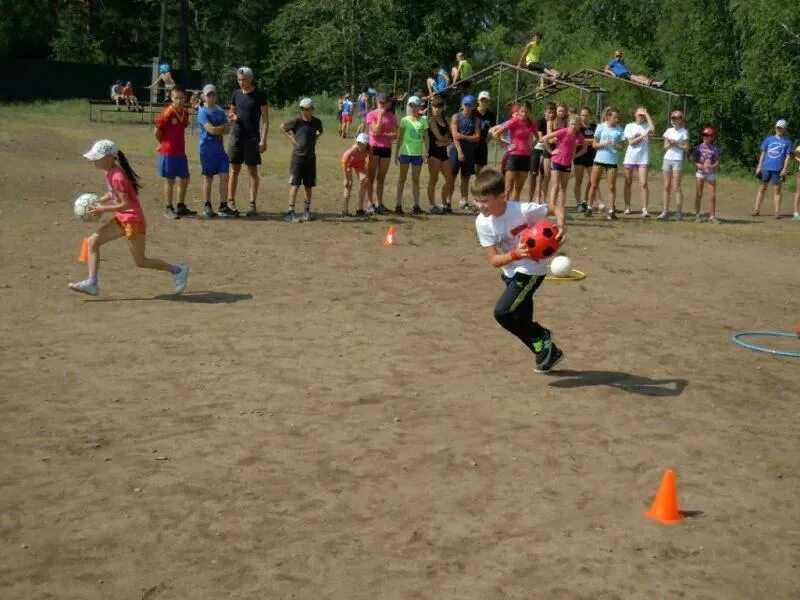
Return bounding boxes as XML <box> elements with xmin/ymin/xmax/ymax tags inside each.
<box><xmin>793</xmin><ymin>212</ymin><xmax>800</xmax><ymax>220</ymax></box>
<box><xmin>623</xmin><ymin>206</ymin><xmax>631</xmax><ymax>215</ymax></box>
<box><xmin>173</xmin><ymin>264</ymin><xmax>189</xmax><ymax>294</ymax></box>
<box><xmin>598</xmin><ymin>203</ymin><xmax>606</xmax><ymax>211</ymax></box>
<box><xmin>459</xmin><ymin>198</ymin><xmax>469</xmax><ymax>210</ymax></box>
<box><xmin>642</xmin><ymin>208</ymin><xmax>650</xmax><ymax>218</ymax></box>
<box><xmin>68</xmin><ymin>279</ymin><xmax>99</xmax><ymax>296</ymax></box>
<box><xmin>708</xmin><ymin>216</ymin><xmax>720</xmax><ymax>224</ymax></box>
<box><xmin>657</xmin><ymin>210</ymin><xmax>668</xmax><ymax>220</ymax></box>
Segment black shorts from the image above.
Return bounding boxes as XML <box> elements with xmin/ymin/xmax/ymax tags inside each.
<box><xmin>475</xmin><ymin>142</ymin><xmax>489</xmax><ymax>167</ymax></box>
<box><xmin>506</xmin><ymin>154</ymin><xmax>531</xmax><ymax>172</ymax></box>
<box><xmin>448</xmin><ymin>144</ymin><xmax>476</xmax><ymax>177</ymax></box>
<box><xmin>617</xmin><ymin>72</ymin><xmax>631</xmax><ymax>80</ymax></box>
<box><xmin>289</xmin><ymin>154</ymin><xmax>316</xmax><ymax>187</ymax></box>
<box><xmin>428</xmin><ymin>145</ymin><xmax>449</xmax><ymax>161</ymax></box>
<box><xmin>551</xmin><ymin>162</ymin><xmax>571</xmax><ymax>173</ymax></box>
<box><xmin>371</xmin><ymin>146</ymin><xmax>391</xmax><ymax>159</ymax></box>
<box><xmin>543</xmin><ymin>148</ymin><xmax>553</xmax><ymax>159</ymax></box>
<box><xmin>573</xmin><ymin>151</ymin><xmax>595</xmax><ymax>167</ymax></box>
<box><xmin>593</xmin><ymin>161</ymin><xmax>618</xmax><ymax>170</ymax></box>
<box><xmin>229</xmin><ymin>137</ymin><xmax>261</xmax><ymax>166</ymax></box>
<box><xmin>526</xmin><ymin>62</ymin><xmax>551</xmax><ymax>73</ymax></box>
<box><xmin>530</xmin><ymin>149</ymin><xmax>544</xmax><ymax>175</ymax></box>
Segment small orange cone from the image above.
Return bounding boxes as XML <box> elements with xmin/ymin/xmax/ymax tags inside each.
<box><xmin>646</xmin><ymin>469</ymin><xmax>683</xmax><ymax>524</ymax></box>
<box><xmin>383</xmin><ymin>225</ymin><xmax>397</xmax><ymax>246</ymax></box>
<box><xmin>78</xmin><ymin>238</ymin><xmax>89</xmax><ymax>263</ymax></box>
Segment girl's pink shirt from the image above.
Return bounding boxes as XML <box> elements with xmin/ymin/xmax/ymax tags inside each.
<box><xmin>106</xmin><ymin>166</ymin><xmax>145</xmax><ymax>224</ymax></box>
<box><xmin>366</xmin><ymin>109</ymin><xmax>397</xmax><ymax>148</ymax></box>
<box><xmin>504</xmin><ymin>117</ymin><xmax>538</xmax><ymax>156</ymax></box>
<box><xmin>551</xmin><ymin>128</ymin><xmax>585</xmax><ymax>167</ymax></box>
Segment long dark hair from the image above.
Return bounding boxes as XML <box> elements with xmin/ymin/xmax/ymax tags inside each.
<box><xmin>116</xmin><ymin>149</ymin><xmax>141</xmax><ymax>192</ymax></box>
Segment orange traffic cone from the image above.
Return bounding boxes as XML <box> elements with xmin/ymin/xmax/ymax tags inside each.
<box><xmin>646</xmin><ymin>469</ymin><xmax>683</xmax><ymax>524</ymax></box>
<box><xmin>78</xmin><ymin>238</ymin><xmax>89</xmax><ymax>263</ymax></box>
<box><xmin>383</xmin><ymin>225</ymin><xmax>397</xmax><ymax>246</ymax></box>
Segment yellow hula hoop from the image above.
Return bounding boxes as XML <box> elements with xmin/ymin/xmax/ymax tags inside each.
<box><xmin>545</xmin><ymin>268</ymin><xmax>587</xmax><ymax>281</ymax></box>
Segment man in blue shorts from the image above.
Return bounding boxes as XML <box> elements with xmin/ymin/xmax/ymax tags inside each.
<box><xmin>197</xmin><ymin>84</ymin><xmax>230</xmax><ymax>218</ymax></box>
<box><xmin>447</xmin><ymin>95</ymin><xmax>480</xmax><ymax>212</ymax></box>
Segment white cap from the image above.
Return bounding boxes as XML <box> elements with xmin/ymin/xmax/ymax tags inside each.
<box><xmin>356</xmin><ymin>133</ymin><xmax>369</xmax><ymax>145</ymax></box>
<box><xmin>236</xmin><ymin>66</ymin><xmax>253</xmax><ymax>78</ymax></box>
<box><xmin>407</xmin><ymin>95</ymin><xmax>422</xmax><ymax>106</ymax></box>
<box><xmin>299</xmin><ymin>97</ymin><xmax>314</xmax><ymax>109</ymax></box>
<box><xmin>775</xmin><ymin>119</ymin><xmax>788</xmax><ymax>129</ymax></box>
<box><xmin>83</xmin><ymin>139</ymin><xmax>117</xmax><ymax>161</ymax></box>
<box><xmin>478</xmin><ymin>90</ymin><xmax>491</xmax><ymax>100</ymax></box>
<box><xmin>202</xmin><ymin>84</ymin><xmax>217</xmax><ymax>96</ymax></box>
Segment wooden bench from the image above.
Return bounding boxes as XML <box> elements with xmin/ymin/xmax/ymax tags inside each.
<box><xmin>88</xmin><ymin>99</ymin><xmax>198</xmax><ymax>134</ymax></box>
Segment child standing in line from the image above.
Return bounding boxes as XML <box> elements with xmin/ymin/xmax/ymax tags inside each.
<box><xmin>541</xmin><ymin>114</ymin><xmax>587</xmax><ymax>212</ymax></box>
<box><xmin>693</xmin><ymin>127</ymin><xmax>721</xmax><ymax>223</ymax></box>
<box><xmin>281</xmin><ymin>97</ymin><xmax>324</xmax><ymax>222</ymax></box>
<box><xmin>490</xmin><ymin>101</ymin><xmax>538</xmax><ymax>201</ymax></box>
<box><xmin>622</xmin><ymin>107</ymin><xmax>655</xmax><ymax>217</ymax></box>
<box><xmin>752</xmin><ymin>119</ymin><xmax>793</xmax><ymax>219</ymax></box>
<box><xmin>69</xmin><ymin>140</ymin><xmax>189</xmax><ymax>296</ymax></box>
<box><xmin>196</xmin><ymin>84</ymin><xmax>230</xmax><ymax>218</ymax></box>
<box><xmin>341</xmin><ymin>133</ymin><xmax>371</xmax><ymax>216</ymax></box>
<box><xmin>473</xmin><ymin>168</ymin><xmax>566</xmax><ymax>373</ymax></box>
<box><xmin>394</xmin><ymin>96</ymin><xmax>429</xmax><ymax>215</ymax></box>
<box><xmin>341</xmin><ymin>94</ymin><xmax>354</xmax><ymax>138</ymax></box>
<box><xmin>659</xmin><ymin>110</ymin><xmax>690</xmax><ymax>220</ymax></box>
<box><xmin>588</xmin><ymin>107</ymin><xmax>625</xmax><ymax>219</ymax></box>
<box><xmin>155</xmin><ymin>87</ymin><xmax>193</xmax><ymax>219</ymax></box>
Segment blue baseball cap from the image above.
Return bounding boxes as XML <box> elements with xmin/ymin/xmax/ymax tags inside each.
<box><xmin>159</xmin><ymin>63</ymin><xmax>170</xmax><ymax>74</ymax></box>
<box><xmin>462</xmin><ymin>95</ymin><xmax>475</xmax><ymax>105</ymax></box>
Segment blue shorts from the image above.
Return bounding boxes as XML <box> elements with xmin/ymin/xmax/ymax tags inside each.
<box><xmin>159</xmin><ymin>155</ymin><xmax>189</xmax><ymax>179</ymax></box>
<box><xmin>399</xmin><ymin>155</ymin><xmax>423</xmax><ymax>166</ymax></box>
<box><xmin>200</xmin><ymin>147</ymin><xmax>230</xmax><ymax>176</ymax></box>
<box><xmin>448</xmin><ymin>144</ymin><xmax>476</xmax><ymax>177</ymax></box>
<box><xmin>757</xmin><ymin>170</ymin><xmax>784</xmax><ymax>185</ymax></box>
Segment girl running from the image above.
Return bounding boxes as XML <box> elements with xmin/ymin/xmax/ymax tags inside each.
<box><xmin>659</xmin><ymin>110</ymin><xmax>690</xmax><ymax>220</ymax></box>
<box><xmin>693</xmin><ymin>127</ymin><xmax>721</xmax><ymax>223</ymax></box>
<box><xmin>622</xmin><ymin>106</ymin><xmax>655</xmax><ymax>217</ymax></box>
<box><xmin>541</xmin><ymin>114</ymin><xmax>587</xmax><ymax>212</ymax></box>
<box><xmin>490</xmin><ymin>102</ymin><xmax>537</xmax><ymax>200</ymax></box>
<box><xmin>394</xmin><ymin>96</ymin><xmax>429</xmax><ymax>214</ymax></box>
<box><xmin>69</xmin><ymin>140</ymin><xmax>189</xmax><ymax>297</ymax></box>
<box><xmin>341</xmin><ymin>133</ymin><xmax>372</xmax><ymax>216</ymax></box>
<box><xmin>588</xmin><ymin>107</ymin><xmax>625</xmax><ymax>219</ymax></box>
<box><xmin>365</xmin><ymin>93</ymin><xmax>398</xmax><ymax>214</ymax></box>
<box><xmin>426</xmin><ymin>97</ymin><xmax>452</xmax><ymax>215</ymax></box>
<box><xmin>573</xmin><ymin>106</ymin><xmax>597</xmax><ymax>214</ymax></box>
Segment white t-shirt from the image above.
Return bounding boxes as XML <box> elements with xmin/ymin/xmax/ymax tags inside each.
<box><xmin>663</xmin><ymin>126</ymin><xmax>688</xmax><ymax>161</ymax></box>
<box><xmin>623</xmin><ymin>122</ymin><xmax>650</xmax><ymax>165</ymax></box>
<box><xmin>475</xmin><ymin>201</ymin><xmax>550</xmax><ymax>278</ymax></box>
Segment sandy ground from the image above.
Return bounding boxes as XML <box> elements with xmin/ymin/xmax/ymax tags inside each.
<box><xmin>0</xmin><ymin>112</ymin><xmax>799</xmax><ymax>599</ymax></box>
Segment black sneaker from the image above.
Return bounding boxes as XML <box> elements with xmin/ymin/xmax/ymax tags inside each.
<box><xmin>375</xmin><ymin>204</ymin><xmax>391</xmax><ymax>215</ymax></box>
<box><xmin>429</xmin><ymin>205</ymin><xmax>444</xmax><ymax>215</ymax></box>
<box><xmin>412</xmin><ymin>205</ymin><xmax>423</xmax><ymax>215</ymax></box>
<box><xmin>175</xmin><ymin>203</ymin><xmax>197</xmax><ymax>217</ymax></box>
<box><xmin>246</xmin><ymin>203</ymin><xmax>258</xmax><ymax>217</ymax></box>
<box><xmin>355</xmin><ymin>209</ymin><xmax>366</xmax><ymax>217</ymax></box>
<box><xmin>442</xmin><ymin>204</ymin><xmax>453</xmax><ymax>214</ymax></box>
<box><xmin>218</xmin><ymin>205</ymin><xmax>238</xmax><ymax>218</ymax></box>
<box><xmin>394</xmin><ymin>204</ymin><xmax>404</xmax><ymax>215</ymax></box>
<box><xmin>607</xmin><ymin>209</ymin><xmax>618</xmax><ymax>220</ymax></box>
<box><xmin>164</xmin><ymin>206</ymin><xmax>180</xmax><ymax>220</ymax></box>
<box><xmin>576</xmin><ymin>202</ymin><xmax>586</xmax><ymax>214</ymax></box>
<box><xmin>203</xmin><ymin>203</ymin><xmax>217</xmax><ymax>218</ymax></box>
<box><xmin>533</xmin><ymin>329</ymin><xmax>553</xmax><ymax>368</ymax></box>
<box><xmin>535</xmin><ymin>344</ymin><xmax>564</xmax><ymax>374</ymax></box>
<box><xmin>584</xmin><ymin>204</ymin><xmax>592</xmax><ymax>217</ymax></box>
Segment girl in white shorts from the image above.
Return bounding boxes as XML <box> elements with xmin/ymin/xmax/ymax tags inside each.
<box><xmin>659</xmin><ymin>110</ymin><xmax>690</xmax><ymax>220</ymax></box>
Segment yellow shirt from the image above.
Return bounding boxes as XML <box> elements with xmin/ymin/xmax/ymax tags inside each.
<box><xmin>526</xmin><ymin>42</ymin><xmax>543</xmax><ymax>65</ymax></box>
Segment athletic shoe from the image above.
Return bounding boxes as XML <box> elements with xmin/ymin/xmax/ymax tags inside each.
<box><xmin>246</xmin><ymin>203</ymin><xmax>258</xmax><ymax>217</ymax></box>
<box><xmin>429</xmin><ymin>205</ymin><xmax>444</xmax><ymax>215</ymax></box>
<box><xmin>695</xmin><ymin>214</ymin><xmax>702</xmax><ymax>223</ymax></box>
<box><xmin>228</xmin><ymin>201</ymin><xmax>241</xmax><ymax>217</ymax></box>
<box><xmin>623</xmin><ymin>205</ymin><xmax>631</xmax><ymax>215</ymax></box>
<box><xmin>218</xmin><ymin>205</ymin><xmax>238</xmax><ymax>218</ymax></box>
<box><xmin>793</xmin><ymin>212</ymin><xmax>800</xmax><ymax>220</ymax></box>
<box><xmin>535</xmin><ymin>344</ymin><xmax>564</xmax><ymax>373</ymax></box>
<box><xmin>675</xmin><ymin>211</ymin><xmax>683</xmax><ymax>221</ymax></box>
<box><xmin>375</xmin><ymin>204</ymin><xmax>391</xmax><ymax>215</ymax></box>
<box><xmin>607</xmin><ymin>209</ymin><xmax>618</xmax><ymax>220</ymax></box>
<box><xmin>356</xmin><ymin>209</ymin><xmax>366</xmax><ymax>217</ymax></box>
<box><xmin>708</xmin><ymin>216</ymin><xmax>720</xmax><ymax>224</ymax></box>
<box><xmin>341</xmin><ymin>209</ymin><xmax>350</xmax><ymax>217</ymax></box>
<box><xmin>203</xmin><ymin>203</ymin><xmax>217</xmax><ymax>218</ymax></box>
<box><xmin>442</xmin><ymin>204</ymin><xmax>453</xmax><ymax>214</ymax></box>
<box><xmin>175</xmin><ymin>203</ymin><xmax>197</xmax><ymax>217</ymax></box>
<box><xmin>751</xmin><ymin>210</ymin><xmax>760</xmax><ymax>217</ymax></box>
<box><xmin>395</xmin><ymin>204</ymin><xmax>404</xmax><ymax>215</ymax></box>
<box><xmin>173</xmin><ymin>264</ymin><xmax>189</xmax><ymax>294</ymax></box>
<box><xmin>412</xmin><ymin>205</ymin><xmax>423</xmax><ymax>215</ymax></box>
<box><xmin>68</xmin><ymin>279</ymin><xmax>99</xmax><ymax>296</ymax></box>
<box><xmin>365</xmin><ymin>207</ymin><xmax>376</xmax><ymax>216</ymax></box>
<box><xmin>164</xmin><ymin>206</ymin><xmax>180</xmax><ymax>220</ymax></box>
<box><xmin>576</xmin><ymin>202</ymin><xmax>586</xmax><ymax>213</ymax></box>
<box><xmin>598</xmin><ymin>203</ymin><xmax>606</xmax><ymax>211</ymax></box>
<box><xmin>459</xmin><ymin>198</ymin><xmax>469</xmax><ymax>210</ymax></box>
<box><xmin>584</xmin><ymin>205</ymin><xmax>593</xmax><ymax>217</ymax></box>
<box><xmin>642</xmin><ymin>208</ymin><xmax>650</xmax><ymax>218</ymax></box>
<box><xmin>284</xmin><ymin>209</ymin><xmax>299</xmax><ymax>223</ymax></box>
<box><xmin>533</xmin><ymin>329</ymin><xmax>552</xmax><ymax>366</ymax></box>
<box><xmin>301</xmin><ymin>210</ymin><xmax>313</xmax><ymax>222</ymax></box>
<box><xmin>657</xmin><ymin>210</ymin><xmax>668</xmax><ymax>220</ymax></box>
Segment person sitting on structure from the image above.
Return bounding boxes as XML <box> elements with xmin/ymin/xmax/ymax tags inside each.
<box><xmin>426</xmin><ymin>63</ymin><xmax>450</xmax><ymax>97</ymax></box>
<box><xmin>604</xmin><ymin>50</ymin><xmax>664</xmax><ymax>88</ymax></box>
<box><xmin>110</xmin><ymin>80</ymin><xmax>124</xmax><ymax>109</ymax></box>
<box><xmin>517</xmin><ymin>32</ymin><xmax>563</xmax><ymax>81</ymax></box>
<box><xmin>122</xmin><ymin>81</ymin><xmax>143</xmax><ymax>112</ymax></box>
<box><xmin>451</xmin><ymin>51</ymin><xmax>474</xmax><ymax>85</ymax></box>
<box><xmin>149</xmin><ymin>63</ymin><xmax>176</xmax><ymax>101</ymax></box>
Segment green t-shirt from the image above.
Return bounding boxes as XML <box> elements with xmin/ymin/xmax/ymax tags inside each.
<box><xmin>399</xmin><ymin>116</ymin><xmax>429</xmax><ymax>156</ymax></box>
<box><xmin>459</xmin><ymin>60</ymin><xmax>473</xmax><ymax>78</ymax></box>
<box><xmin>526</xmin><ymin>42</ymin><xmax>543</xmax><ymax>65</ymax></box>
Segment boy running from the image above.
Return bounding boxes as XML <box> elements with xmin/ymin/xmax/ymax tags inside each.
<box><xmin>196</xmin><ymin>84</ymin><xmax>230</xmax><ymax>218</ymax></box>
<box><xmin>281</xmin><ymin>97</ymin><xmax>323</xmax><ymax>222</ymax></box>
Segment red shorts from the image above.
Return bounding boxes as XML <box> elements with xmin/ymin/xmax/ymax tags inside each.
<box><xmin>115</xmin><ymin>217</ymin><xmax>146</xmax><ymax>239</ymax></box>
<box><xmin>342</xmin><ymin>113</ymin><xmax>353</xmax><ymax>124</ymax></box>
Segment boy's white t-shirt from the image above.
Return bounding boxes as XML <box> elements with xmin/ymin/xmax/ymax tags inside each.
<box><xmin>663</xmin><ymin>126</ymin><xmax>689</xmax><ymax>161</ymax></box>
<box><xmin>623</xmin><ymin>122</ymin><xmax>650</xmax><ymax>165</ymax></box>
<box><xmin>475</xmin><ymin>201</ymin><xmax>550</xmax><ymax>278</ymax></box>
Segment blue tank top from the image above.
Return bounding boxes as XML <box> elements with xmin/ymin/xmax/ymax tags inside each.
<box><xmin>455</xmin><ymin>112</ymin><xmax>477</xmax><ymax>146</ymax></box>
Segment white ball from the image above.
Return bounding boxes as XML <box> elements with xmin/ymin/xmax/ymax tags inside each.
<box><xmin>550</xmin><ymin>255</ymin><xmax>572</xmax><ymax>277</ymax></box>
<box><xmin>74</xmin><ymin>193</ymin><xmax>100</xmax><ymax>222</ymax></box>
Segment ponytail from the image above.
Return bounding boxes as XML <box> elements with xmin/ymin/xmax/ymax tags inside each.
<box><xmin>116</xmin><ymin>150</ymin><xmax>141</xmax><ymax>192</ymax></box>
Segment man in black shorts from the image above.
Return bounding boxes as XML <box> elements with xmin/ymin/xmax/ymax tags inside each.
<box><xmin>281</xmin><ymin>97</ymin><xmax>323</xmax><ymax>222</ymax></box>
<box><xmin>225</xmin><ymin>66</ymin><xmax>269</xmax><ymax>217</ymax></box>
<box><xmin>474</xmin><ymin>91</ymin><xmax>496</xmax><ymax>174</ymax></box>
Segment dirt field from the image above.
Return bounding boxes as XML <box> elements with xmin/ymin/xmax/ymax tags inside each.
<box><xmin>0</xmin><ymin>103</ymin><xmax>798</xmax><ymax>599</ymax></box>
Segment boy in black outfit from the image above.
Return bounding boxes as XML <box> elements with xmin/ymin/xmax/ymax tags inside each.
<box><xmin>281</xmin><ymin>97</ymin><xmax>324</xmax><ymax>222</ymax></box>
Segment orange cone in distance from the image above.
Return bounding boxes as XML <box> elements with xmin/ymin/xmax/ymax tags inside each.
<box><xmin>383</xmin><ymin>225</ymin><xmax>397</xmax><ymax>246</ymax></box>
<box><xmin>646</xmin><ymin>469</ymin><xmax>684</xmax><ymax>524</ymax></box>
<box><xmin>78</xmin><ymin>238</ymin><xmax>89</xmax><ymax>263</ymax></box>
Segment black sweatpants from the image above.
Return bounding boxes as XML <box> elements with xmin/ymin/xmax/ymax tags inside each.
<box><xmin>494</xmin><ymin>272</ymin><xmax>547</xmax><ymax>354</ymax></box>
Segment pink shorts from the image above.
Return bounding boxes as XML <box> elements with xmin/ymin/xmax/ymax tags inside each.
<box><xmin>624</xmin><ymin>163</ymin><xmax>649</xmax><ymax>170</ymax></box>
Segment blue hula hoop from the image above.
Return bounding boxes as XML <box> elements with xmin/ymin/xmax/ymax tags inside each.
<box><xmin>731</xmin><ymin>331</ymin><xmax>800</xmax><ymax>358</ymax></box>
